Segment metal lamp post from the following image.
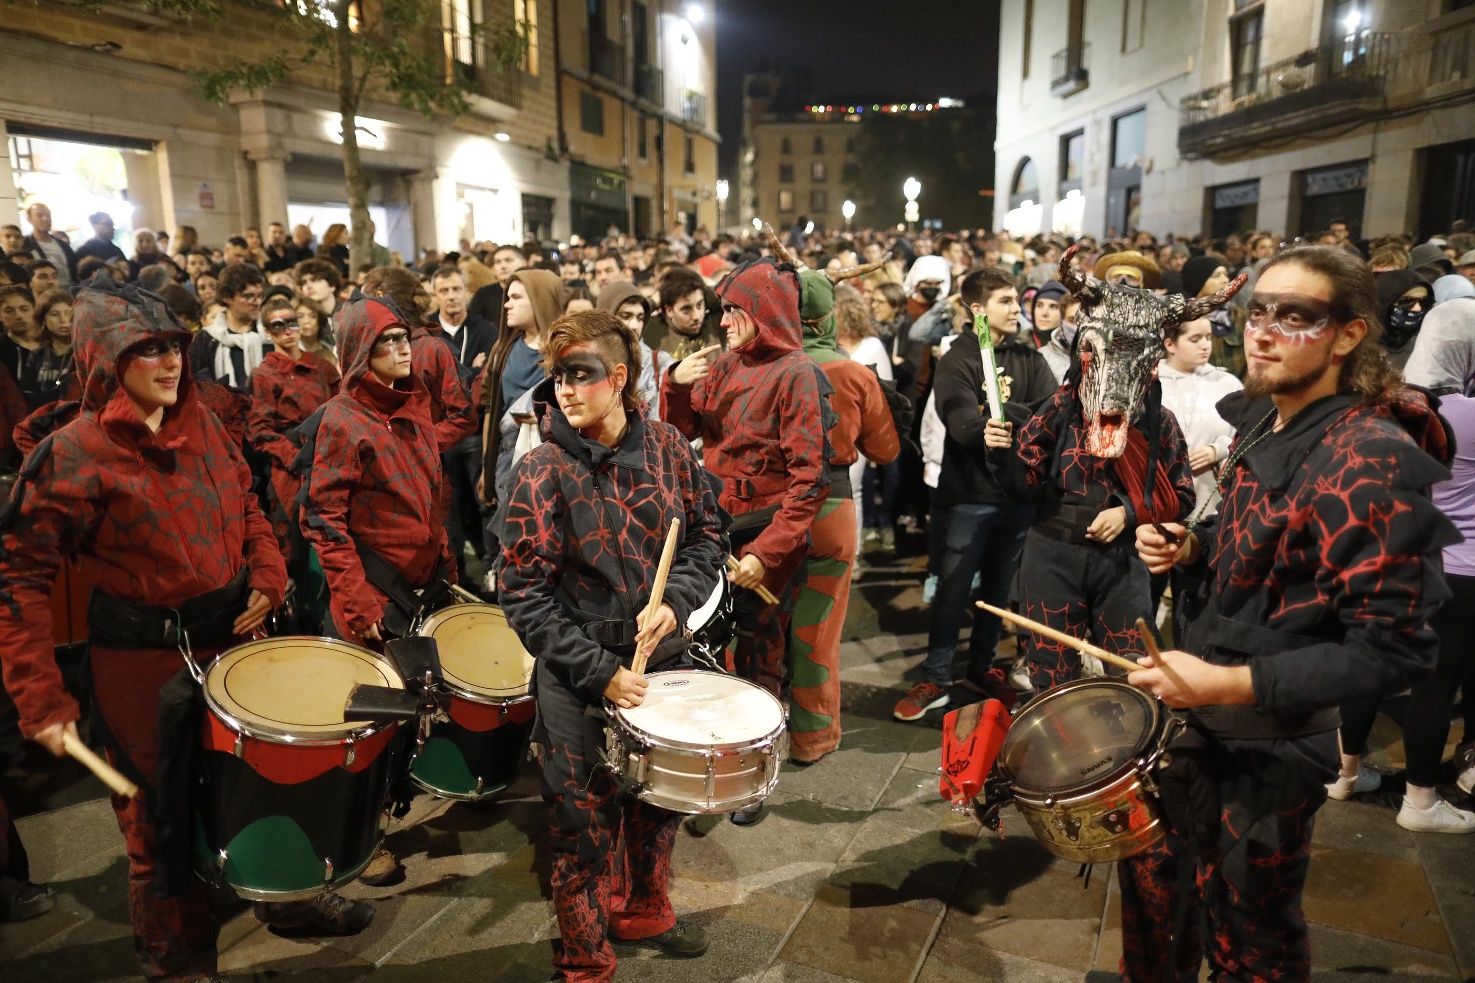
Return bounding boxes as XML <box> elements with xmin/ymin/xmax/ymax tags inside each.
<box><xmin>902</xmin><ymin>177</ymin><xmax>921</xmax><ymax>232</ymax></box>
<box><xmin>842</xmin><ymin>198</ymin><xmax>856</xmax><ymax>231</ymax></box>
<box><xmin>715</xmin><ymin>179</ymin><xmax>729</xmax><ymax>231</ymax></box>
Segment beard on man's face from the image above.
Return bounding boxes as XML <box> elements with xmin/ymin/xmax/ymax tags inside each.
<box><xmin>1242</xmin><ymin>347</ymin><xmax>1335</xmax><ymax>399</ymax></box>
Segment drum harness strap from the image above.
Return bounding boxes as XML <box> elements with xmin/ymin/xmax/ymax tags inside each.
<box><xmin>355</xmin><ymin>544</ymin><xmax>451</xmax><ymax>638</ymax></box>
<box><xmin>87</xmin><ymin>566</ymin><xmax>251</xmax><ymax>681</ymax></box>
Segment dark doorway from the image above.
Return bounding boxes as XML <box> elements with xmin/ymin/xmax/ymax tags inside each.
<box><xmin>1208</xmin><ymin>180</ymin><xmax>1260</xmax><ymax>239</ymax></box>
<box><xmin>1419</xmin><ymin>139</ymin><xmax>1475</xmax><ymax>239</ymax></box>
<box><xmin>521</xmin><ymin>194</ymin><xmax>555</xmax><ymax>241</ymax></box>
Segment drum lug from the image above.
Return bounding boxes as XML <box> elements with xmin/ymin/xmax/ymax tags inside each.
<box><xmin>323</xmin><ymin>857</ymin><xmax>334</xmax><ymax>883</ymax></box>
<box><xmin>473</xmin><ymin>776</ymin><xmax>484</xmax><ymax>797</ymax></box>
<box><xmin>703</xmin><ymin>750</ymin><xmax>717</xmax><ymax>807</ymax></box>
<box><xmin>345</xmin><ymin>738</ymin><xmax>356</xmax><ymax>768</ymax></box>
<box><xmin>232</xmin><ymin>733</ymin><xmax>244</xmax><ymax>758</ymax></box>
<box><xmin>1097</xmin><ymin>807</ymin><xmax>1132</xmax><ymax>835</ymax></box>
<box><xmin>216</xmin><ymin>849</ymin><xmax>229</xmax><ymax>873</ymax></box>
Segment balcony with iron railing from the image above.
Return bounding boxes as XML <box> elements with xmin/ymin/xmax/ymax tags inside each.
<box><xmin>635</xmin><ymin>62</ymin><xmax>663</xmax><ymax>104</ymax></box>
<box><xmin>1051</xmin><ymin>42</ymin><xmax>1090</xmax><ymax>98</ymax></box>
<box><xmin>682</xmin><ymin>89</ymin><xmax>707</xmax><ymax>127</ymax></box>
<box><xmin>589</xmin><ymin>32</ymin><xmax>627</xmax><ymax>87</ymax></box>
<box><xmin>1178</xmin><ymin>20</ymin><xmax>1475</xmax><ymax>158</ymax></box>
<box><xmin>446</xmin><ymin>33</ymin><xmax>523</xmax><ymax>111</ymax></box>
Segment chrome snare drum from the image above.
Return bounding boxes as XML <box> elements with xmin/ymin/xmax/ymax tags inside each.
<box><xmin>985</xmin><ymin>678</ymin><xmax>1182</xmax><ymax>864</ymax></box>
<box><xmin>603</xmin><ymin>670</ymin><xmax>786</xmax><ymax>814</ymax></box>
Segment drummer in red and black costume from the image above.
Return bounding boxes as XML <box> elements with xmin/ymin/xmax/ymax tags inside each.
<box><xmin>1128</xmin><ymin>246</ymin><xmax>1454</xmax><ymax>980</ymax></box>
<box><xmin>499</xmin><ymin>309</ymin><xmax>723</xmax><ymax>982</ymax></box>
<box><xmin>0</xmin><ymin>275</ymin><xmax>303</xmax><ymax>982</ymax></box>
<box><xmin>660</xmin><ymin>257</ymin><xmax>830</xmax><ymax>823</ymax></box>
<box><xmin>299</xmin><ymin>294</ymin><xmax>453</xmax><ymax>647</ymax></box>
<box><xmin>248</xmin><ymin>296</ymin><xmax>340</xmax><ymax>592</ymax></box>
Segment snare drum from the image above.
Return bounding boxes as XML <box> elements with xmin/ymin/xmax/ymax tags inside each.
<box><xmin>410</xmin><ymin>603</ymin><xmax>536</xmax><ymax>801</ymax></box>
<box><xmin>197</xmin><ymin>637</ymin><xmax>405</xmax><ymax>900</ymax></box>
<box><xmin>686</xmin><ymin>574</ymin><xmax>733</xmax><ymax>664</ymax></box>
<box><xmin>991</xmin><ymin>678</ymin><xmax>1182</xmax><ymax>864</ymax></box>
<box><xmin>604</xmin><ymin>670</ymin><xmax>787</xmax><ymax>814</ymax></box>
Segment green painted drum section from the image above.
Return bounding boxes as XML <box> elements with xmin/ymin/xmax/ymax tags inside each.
<box><xmin>410</xmin><ymin>735</ymin><xmax>478</xmax><ymax>797</ymax></box>
<box><xmin>204</xmin><ymin>814</ymin><xmax>327</xmax><ymax>893</ymax></box>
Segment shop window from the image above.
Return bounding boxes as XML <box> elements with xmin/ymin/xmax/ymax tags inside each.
<box><xmin>1111</xmin><ymin>108</ymin><xmax>1146</xmax><ymax>169</ymax></box>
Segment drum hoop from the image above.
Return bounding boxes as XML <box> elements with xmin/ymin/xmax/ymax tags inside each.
<box><xmin>202</xmin><ymin>635</ymin><xmax>403</xmax><ymax>745</ymax></box>
<box><xmin>417</xmin><ymin>604</ymin><xmax>533</xmax><ymax>700</ymax></box>
<box><xmin>610</xmin><ymin>671</ymin><xmax>787</xmax><ymax>753</ymax></box>
<box><xmin>997</xmin><ymin>677</ymin><xmax>1164</xmax><ymax>797</ymax></box>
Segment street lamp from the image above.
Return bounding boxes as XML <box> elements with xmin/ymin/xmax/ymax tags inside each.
<box><xmin>841</xmin><ymin>199</ymin><xmax>855</xmax><ymax>230</ymax></box>
<box><xmin>902</xmin><ymin>177</ymin><xmax>921</xmax><ymax>231</ymax></box>
<box><xmin>715</xmin><ymin>179</ymin><xmax>729</xmax><ymax>231</ymax></box>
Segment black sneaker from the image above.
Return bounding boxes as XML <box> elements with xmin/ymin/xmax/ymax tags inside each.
<box><xmin>0</xmin><ymin>879</ymin><xmax>55</xmax><ymax>922</ymax></box>
<box><xmin>729</xmin><ymin>802</ymin><xmax>765</xmax><ymax>826</ymax></box>
<box><xmin>615</xmin><ymin>918</ymin><xmax>710</xmax><ymax>958</ymax></box>
<box><xmin>255</xmin><ymin>892</ymin><xmax>375</xmax><ymax>936</ymax></box>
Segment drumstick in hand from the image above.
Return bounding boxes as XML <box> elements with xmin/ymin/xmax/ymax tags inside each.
<box><xmin>63</xmin><ymin>731</ymin><xmax>138</xmax><ymax>799</ymax></box>
<box><xmin>975</xmin><ymin>601</ymin><xmax>1142</xmax><ymax>675</ymax></box>
<box><xmin>633</xmin><ymin>518</ymin><xmax>681</xmax><ymax>675</ymax></box>
<box><xmin>727</xmin><ymin>555</ymin><xmax>779</xmax><ymax>606</ymax></box>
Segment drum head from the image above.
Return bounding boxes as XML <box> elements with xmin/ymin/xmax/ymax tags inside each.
<box><xmin>998</xmin><ymin>680</ymin><xmax>1159</xmax><ymax>795</ymax></box>
<box><xmin>418</xmin><ymin>604</ymin><xmax>534</xmax><ymax>700</ymax></box>
<box><xmin>204</xmin><ymin>637</ymin><xmax>402</xmax><ymax>741</ymax></box>
<box><xmin>618</xmin><ymin>671</ymin><xmax>785</xmax><ymax>748</ymax></box>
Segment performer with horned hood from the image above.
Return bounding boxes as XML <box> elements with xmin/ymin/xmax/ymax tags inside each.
<box><xmin>986</xmin><ymin>244</ymin><xmax>1234</xmax><ymax>689</ymax></box>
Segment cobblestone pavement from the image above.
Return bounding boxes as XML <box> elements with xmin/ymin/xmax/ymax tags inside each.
<box><xmin>2</xmin><ymin>546</ymin><xmax>1471</xmax><ymax>981</ymax></box>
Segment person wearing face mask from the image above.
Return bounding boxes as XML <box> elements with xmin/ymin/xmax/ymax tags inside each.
<box><xmin>1375</xmin><ymin>269</ymin><xmax>1434</xmax><ymax>370</ymax></box>
<box><xmin>1028</xmin><ymin>279</ymin><xmax>1075</xmax><ymax>384</ymax></box>
<box><xmin>499</xmin><ymin>309</ymin><xmax>723</xmax><ymax>981</ymax></box>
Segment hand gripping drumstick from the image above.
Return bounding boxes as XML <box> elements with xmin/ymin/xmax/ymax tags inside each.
<box><xmin>726</xmin><ymin>555</ymin><xmax>779</xmax><ymax>606</ymax></box>
<box><xmin>633</xmin><ymin>518</ymin><xmax>681</xmax><ymax>675</ymax></box>
<box><xmin>62</xmin><ymin>731</ymin><xmax>139</xmax><ymax>799</ymax></box>
<box><xmin>975</xmin><ymin>601</ymin><xmax>1143</xmax><ymax>675</ymax></box>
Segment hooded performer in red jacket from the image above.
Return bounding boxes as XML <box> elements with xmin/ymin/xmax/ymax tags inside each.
<box><xmin>0</xmin><ymin>275</ymin><xmax>287</xmax><ymax>981</ymax></box>
<box><xmin>662</xmin><ymin>257</ymin><xmax>830</xmax><ymax>819</ymax></box>
<box><xmin>300</xmin><ymin>296</ymin><xmax>452</xmax><ymax>646</ymax></box>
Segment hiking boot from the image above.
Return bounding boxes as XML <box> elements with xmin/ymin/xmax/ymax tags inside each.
<box><xmin>894</xmin><ymin>682</ymin><xmax>948</xmax><ymax>722</ymax></box>
<box><xmin>255</xmin><ymin>892</ymin><xmax>375</xmax><ymax>936</ymax></box>
<box><xmin>615</xmin><ymin>918</ymin><xmax>710</xmax><ymax>958</ymax></box>
<box><xmin>1324</xmin><ymin>765</ymin><xmax>1381</xmax><ymax>801</ymax></box>
<box><xmin>357</xmin><ymin>847</ymin><xmax>403</xmax><ymax>887</ymax></box>
<box><xmin>1397</xmin><ymin>795</ymin><xmax>1475</xmax><ymax>834</ymax></box>
<box><xmin>0</xmin><ymin>879</ymin><xmax>55</xmax><ymax>922</ymax></box>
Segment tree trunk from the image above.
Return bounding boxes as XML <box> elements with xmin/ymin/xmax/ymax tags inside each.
<box><xmin>336</xmin><ymin>0</ymin><xmax>373</xmax><ymax>275</ymax></box>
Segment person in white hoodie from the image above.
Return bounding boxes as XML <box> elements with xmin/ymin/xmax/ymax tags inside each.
<box><xmin>1153</xmin><ymin>316</ymin><xmax>1241</xmax><ymax>624</ymax></box>
<box><xmin>1157</xmin><ymin>316</ymin><xmax>1241</xmax><ymax>519</ymax></box>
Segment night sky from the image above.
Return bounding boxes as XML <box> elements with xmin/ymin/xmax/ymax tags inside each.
<box><xmin>713</xmin><ymin>0</ymin><xmax>1002</xmax><ymax>179</ymax></box>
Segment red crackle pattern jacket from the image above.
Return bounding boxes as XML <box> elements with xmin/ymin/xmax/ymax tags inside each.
<box><xmin>990</xmin><ymin>384</ymin><xmax>1195</xmax><ymax>531</ymax></box>
<box><xmin>248</xmin><ymin>349</ymin><xmax>339</xmax><ymax>539</ymax></box>
<box><xmin>299</xmin><ymin>298</ymin><xmax>450</xmax><ymax>640</ymax></box>
<box><xmin>0</xmin><ymin>279</ymin><xmax>287</xmax><ymax>737</ymax></box>
<box><xmin>662</xmin><ymin>258</ymin><xmax>830</xmax><ymax>577</ymax></box>
<box><xmin>500</xmin><ymin>379</ymin><xmax>723</xmax><ymax>701</ymax></box>
<box><xmin>1185</xmin><ymin>388</ymin><xmax>1457</xmax><ymax>713</ymax></box>
<box><xmin>411</xmin><ymin>322</ymin><xmax>478</xmax><ymax>453</ymax></box>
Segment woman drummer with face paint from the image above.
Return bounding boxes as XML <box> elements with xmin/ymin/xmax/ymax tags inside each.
<box><xmin>498</xmin><ymin>309</ymin><xmax>722</xmax><ymax>982</ymax></box>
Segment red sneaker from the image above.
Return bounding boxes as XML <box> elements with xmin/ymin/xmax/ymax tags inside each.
<box><xmin>956</xmin><ymin>668</ymin><xmax>1020</xmax><ymax>711</ymax></box>
<box><xmin>893</xmin><ymin>682</ymin><xmax>949</xmax><ymax>721</ymax></box>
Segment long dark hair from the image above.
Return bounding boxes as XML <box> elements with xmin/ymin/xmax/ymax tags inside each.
<box><xmin>1260</xmin><ymin>245</ymin><xmax>1402</xmax><ymax>402</ymax></box>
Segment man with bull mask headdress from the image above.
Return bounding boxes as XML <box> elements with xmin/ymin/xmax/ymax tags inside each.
<box><xmin>984</xmin><ymin>243</ymin><xmax>1234</xmax><ymax>689</ymax></box>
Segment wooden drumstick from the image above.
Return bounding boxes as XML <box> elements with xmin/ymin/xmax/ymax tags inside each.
<box><xmin>1135</xmin><ymin>617</ymin><xmax>1162</xmax><ymax>662</ymax></box>
<box><xmin>62</xmin><ymin>731</ymin><xmax>138</xmax><ymax>799</ymax></box>
<box><xmin>727</xmin><ymin>555</ymin><xmax>779</xmax><ymax>606</ymax></box>
<box><xmin>975</xmin><ymin>601</ymin><xmax>1143</xmax><ymax>675</ymax></box>
<box><xmin>633</xmin><ymin>518</ymin><xmax>682</xmax><ymax>675</ymax></box>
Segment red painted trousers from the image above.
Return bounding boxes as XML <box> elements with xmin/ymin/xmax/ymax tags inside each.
<box><xmin>535</xmin><ymin>660</ymin><xmax>679</xmax><ymax>982</ymax></box>
<box><xmin>92</xmin><ymin>645</ymin><xmax>222</xmax><ymax>982</ymax></box>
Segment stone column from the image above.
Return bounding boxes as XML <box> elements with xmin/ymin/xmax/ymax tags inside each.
<box><xmin>408</xmin><ymin>168</ymin><xmax>439</xmax><ymax>259</ymax></box>
<box><xmin>249</xmin><ymin>150</ymin><xmax>291</xmax><ymax>229</ymax></box>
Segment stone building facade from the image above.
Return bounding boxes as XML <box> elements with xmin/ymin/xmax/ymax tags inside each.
<box><xmin>994</xmin><ymin>0</ymin><xmax>1475</xmax><ymax>241</ymax></box>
